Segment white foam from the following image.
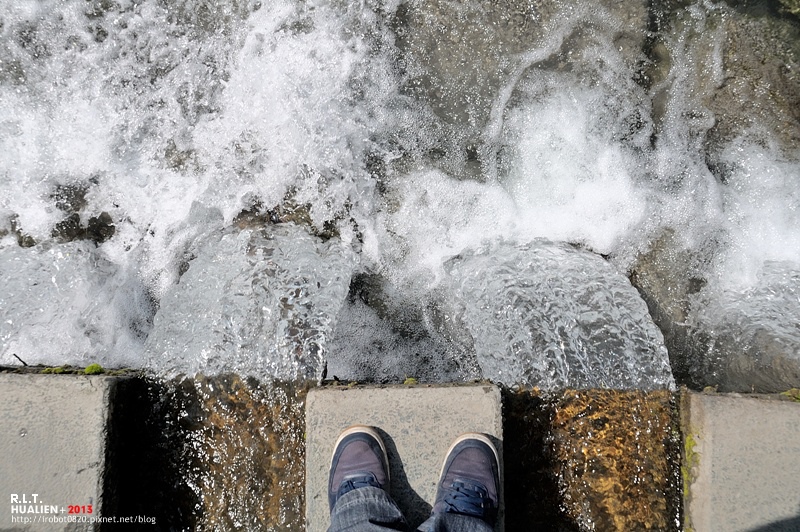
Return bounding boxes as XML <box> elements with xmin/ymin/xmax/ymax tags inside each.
<box><xmin>0</xmin><ymin>242</ymin><xmax>150</xmax><ymax>367</ymax></box>
<box><xmin>500</xmin><ymin>83</ymin><xmax>650</xmax><ymax>253</ymax></box>
<box><xmin>0</xmin><ymin>0</ymin><xmax>797</xmax><ymax>389</ymax></box>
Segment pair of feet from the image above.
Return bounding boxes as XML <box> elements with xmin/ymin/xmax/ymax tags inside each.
<box><xmin>329</xmin><ymin>426</ymin><xmax>500</xmax><ymax>527</ymax></box>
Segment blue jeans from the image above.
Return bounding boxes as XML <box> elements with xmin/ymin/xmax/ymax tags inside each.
<box><xmin>328</xmin><ymin>487</ymin><xmax>493</xmax><ymax>532</ymax></box>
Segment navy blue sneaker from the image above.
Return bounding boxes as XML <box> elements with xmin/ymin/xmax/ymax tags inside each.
<box><xmin>328</xmin><ymin>426</ymin><xmax>390</xmax><ymax>511</ymax></box>
<box><xmin>431</xmin><ymin>433</ymin><xmax>500</xmax><ymax>526</ymax></box>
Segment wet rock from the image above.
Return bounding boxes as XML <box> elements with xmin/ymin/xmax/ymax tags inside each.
<box><xmin>649</xmin><ymin>0</ymin><xmax>800</xmax><ymax>160</ymax></box>
<box><xmin>8</xmin><ymin>215</ymin><xmax>35</xmax><ymax>248</ymax></box>
<box><xmin>185</xmin><ymin>375</ymin><xmax>307</xmax><ymax>530</ymax></box>
<box><xmin>705</xmin><ymin>9</ymin><xmax>800</xmax><ymax>162</ymax></box>
<box><xmin>390</xmin><ymin>0</ymin><xmax>539</xmax><ymax>178</ymax></box>
<box><xmin>52</xmin><ymin>212</ymin><xmax>84</xmax><ymax>242</ymax></box>
<box><xmin>632</xmin><ymin>233</ymin><xmax>800</xmax><ymax>393</ymax></box>
<box><xmin>0</xmin><ymin>58</ymin><xmax>26</xmax><ymax>85</ymax></box>
<box><xmin>391</xmin><ymin>0</ymin><xmax>651</xmax><ymax>179</ymax></box>
<box><xmin>47</xmin><ymin>181</ymin><xmax>115</xmax><ymax>245</ymax></box>
<box><xmin>164</xmin><ymin>138</ymin><xmax>201</xmax><ymax>173</ymax></box>
<box><xmin>233</xmin><ymin>194</ymin><xmax>342</xmax><ymax>242</ymax></box>
<box><xmin>51</xmin><ymin>211</ymin><xmax>115</xmax><ymax>245</ymax></box>
<box><xmin>162</xmin><ymin>0</ymin><xmax>259</xmax><ymax>39</ymax></box>
<box><xmin>629</xmin><ymin>230</ymin><xmax>710</xmax><ymax>388</ymax></box>
<box><xmin>51</xmin><ymin>182</ymin><xmax>90</xmax><ymax>213</ymax></box>
<box><xmin>87</xmin><ymin>211</ymin><xmax>115</xmax><ymax>244</ymax></box>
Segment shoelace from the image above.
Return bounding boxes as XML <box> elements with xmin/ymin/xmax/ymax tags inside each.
<box><xmin>336</xmin><ymin>473</ymin><xmax>382</xmax><ymax>499</ymax></box>
<box><xmin>443</xmin><ymin>479</ymin><xmax>493</xmax><ymax>518</ymax></box>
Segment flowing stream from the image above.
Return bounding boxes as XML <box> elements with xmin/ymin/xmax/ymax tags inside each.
<box><xmin>1</xmin><ymin>0</ymin><xmax>799</xmax><ymax>392</ymax></box>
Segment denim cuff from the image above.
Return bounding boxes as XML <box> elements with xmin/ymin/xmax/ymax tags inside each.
<box><xmin>328</xmin><ymin>486</ymin><xmax>408</xmax><ymax>532</ymax></box>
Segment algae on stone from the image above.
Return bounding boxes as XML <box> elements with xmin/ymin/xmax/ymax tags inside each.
<box><xmin>84</xmin><ymin>363</ymin><xmax>104</xmax><ymax>375</ymax></box>
<box><xmin>551</xmin><ymin>390</ymin><xmax>681</xmax><ymax>532</ymax></box>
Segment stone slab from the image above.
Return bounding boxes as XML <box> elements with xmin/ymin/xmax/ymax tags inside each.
<box><xmin>682</xmin><ymin>392</ymin><xmax>800</xmax><ymax>532</ymax></box>
<box><xmin>0</xmin><ymin>374</ymin><xmax>115</xmax><ymax>531</ymax></box>
<box><xmin>306</xmin><ymin>384</ymin><xmax>503</xmax><ymax>531</ymax></box>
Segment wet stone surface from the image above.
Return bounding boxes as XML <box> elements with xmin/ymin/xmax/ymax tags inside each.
<box><xmin>183</xmin><ymin>375</ymin><xmax>307</xmax><ymax>530</ymax></box>
<box><xmin>504</xmin><ymin>389</ymin><xmax>681</xmax><ymax>532</ymax></box>
<box><xmin>109</xmin><ymin>374</ymin><xmax>308</xmax><ymax>531</ymax></box>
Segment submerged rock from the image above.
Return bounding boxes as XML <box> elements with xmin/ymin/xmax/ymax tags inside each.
<box><xmin>431</xmin><ymin>240</ymin><xmax>675</xmax><ymax>390</ymax></box>
<box><xmin>108</xmin><ymin>375</ymin><xmax>306</xmax><ymax>531</ymax></box>
<box><xmin>780</xmin><ymin>0</ymin><xmax>800</xmax><ymax>17</ymax></box>
<box><xmin>550</xmin><ymin>389</ymin><xmax>680</xmax><ymax>532</ymax></box>
<box><xmin>145</xmin><ymin>224</ymin><xmax>355</xmax><ymax>381</ymax></box>
<box><xmin>184</xmin><ymin>375</ymin><xmax>306</xmax><ymax>530</ymax></box>
<box><xmin>503</xmin><ymin>388</ymin><xmax>681</xmax><ymax>532</ymax></box>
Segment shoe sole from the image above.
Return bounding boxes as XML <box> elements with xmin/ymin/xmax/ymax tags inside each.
<box><xmin>439</xmin><ymin>432</ymin><xmax>500</xmax><ymax>480</ymax></box>
<box><xmin>330</xmin><ymin>425</ymin><xmax>390</xmax><ymax>484</ymax></box>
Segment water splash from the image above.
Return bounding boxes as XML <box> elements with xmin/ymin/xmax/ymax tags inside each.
<box><xmin>1</xmin><ymin>0</ymin><xmax>798</xmax><ymax>391</ymax></box>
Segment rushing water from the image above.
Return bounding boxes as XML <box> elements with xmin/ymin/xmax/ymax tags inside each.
<box><xmin>1</xmin><ymin>0</ymin><xmax>799</xmax><ymax>391</ymax></box>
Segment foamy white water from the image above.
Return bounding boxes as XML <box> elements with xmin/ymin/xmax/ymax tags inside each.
<box><xmin>1</xmin><ymin>0</ymin><xmax>798</xmax><ymax>390</ymax></box>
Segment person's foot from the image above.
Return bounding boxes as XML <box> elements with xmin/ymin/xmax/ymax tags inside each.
<box><xmin>431</xmin><ymin>433</ymin><xmax>500</xmax><ymax>526</ymax></box>
<box><xmin>328</xmin><ymin>425</ymin><xmax>390</xmax><ymax>511</ymax></box>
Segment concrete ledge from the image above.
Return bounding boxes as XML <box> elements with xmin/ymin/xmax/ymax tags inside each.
<box><xmin>0</xmin><ymin>373</ymin><xmax>116</xmax><ymax>531</ymax></box>
<box><xmin>305</xmin><ymin>384</ymin><xmax>503</xmax><ymax>531</ymax></box>
<box><xmin>6</xmin><ymin>371</ymin><xmax>799</xmax><ymax>532</ymax></box>
<box><xmin>682</xmin><ymin>391</ymin><xmax>800</xmax><ymax>532</ymax></box>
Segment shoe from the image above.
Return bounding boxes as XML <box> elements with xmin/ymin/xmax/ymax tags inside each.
<box><xmin>431</xmin><ymin>433</ymin><xmax>500</xmax><ymax>526</ymax></box>
<box><xmin>328</xmin><ymin>425</ymin><xmax>390</xmax><ymax>511</ymax></box>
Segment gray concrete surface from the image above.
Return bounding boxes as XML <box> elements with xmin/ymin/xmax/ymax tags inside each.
<box><xmin>683</xmin><ymin>392</ymin><xmax>800</xmax><ymax>532</ymax></box>
<box><xmin>306</xmin><ymin>384</ymin><xmax>503</xmax><ymax>531</ymax></box>
<box><xmin>0</xmin><ymin>374</ymin><xmax>115</xmax><ymax>532</ymax></box>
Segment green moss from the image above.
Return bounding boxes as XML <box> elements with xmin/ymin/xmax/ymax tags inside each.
<box><xmin>41</xmin><ymin>366</ymin><xmax>65</xmax><ymax>374</ymax></box>
<box><xmin>84</xmin><ymin>363</ymin><xmax>104</xmax><ymax>375</ymax></box>
<box><xmin>682</xmin><ymin>432</ymin><xmax>700</xmax><ymax>499</ymax></box>
<box><xmin>403</xmin><ymin>377</ymin><xmax>418</xmax><ymax>385</ymax></box>
<box><xmin>780</xmin><ymin>388</ymin><xmax>800</xmax><ymax>402</ymax></box>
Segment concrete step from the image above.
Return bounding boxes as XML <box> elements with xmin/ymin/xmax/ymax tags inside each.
<box><xmin>0</xmin><ymin>373</ymin><xmax>116</xmax><ymax>531</ymax></box>
<box><xmin>2</xmin><ymin>372</ymin><xmax>800</xmax><ymax>532</ymax></box>
<box><xmin>681</xmin><ymin>391</ymin><xmax>800</xmax><ymax>532</ymax></box>
<box><xmin>305</xmin><ymin>384</ymin><xmax>504</xmax><ymax>531</ymax></box>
